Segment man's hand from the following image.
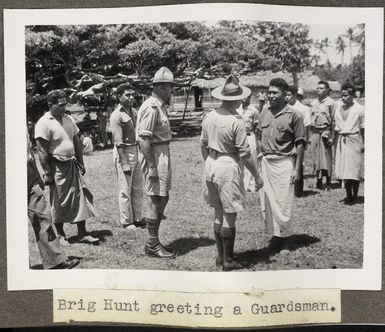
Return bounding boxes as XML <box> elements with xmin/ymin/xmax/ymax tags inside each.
<box><xmin>79</xmin><ymin>164</ymin><xmax>86</xmax><ymax>175</ymax></box>
<box><xmin>290</xmin><ymin>169</ymin><xmax>300</xmax><ymax>184</ymax></box>
<box><xmin>148</xmin><ymin>165</ymin><xmax>158</xmax><ymax>179</ymax></box>
<box><xmin>43</xmin><ymin>173</ymin><xmax>53</xmax><ymax>185</ymax></box>
<box><xmin>254</xmin><ymin>174</ymin><xmax>263</xmax><ymax>191</ymax></box>
<box><xmin>122</xmin><ymin>164</ymin><xmax>131</xmax><ymax>176</ymax></box>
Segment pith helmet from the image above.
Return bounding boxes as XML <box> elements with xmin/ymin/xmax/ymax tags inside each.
<box><xmin>211</xmin><ymin>75</ymin><xmax>251</xmax><ymax>101</ymax></box>
<box><xmin>153</xmin><ymin>67</ymin><xmax>174</xmax><ymax>84</ymax></box>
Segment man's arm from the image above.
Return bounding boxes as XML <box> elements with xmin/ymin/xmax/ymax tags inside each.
<box><xmin>138</xmin><ymin>136</ymin><xmax>157</xmax><ymax>178</ymax></box>
<box><xmin>360</xmin><ymin>128</ymin><xmax>365</xmax><ymax>152</ymax></box>
<box><xmin>110</xmin><ymin>113</ymin><xmax>131</xmax><ymax>173</ymax></box>
<box><xmin>201</xmin><ymin>145</ymin><xmax>209</xmax><ymax>161</ymax></box>
<box><xmin>242</xmin><ymin>154</ymin><xmax>263</xmax><ymax>190</ymax></box>
<box><xmin>35</xmin><ymin>137</ymin><xmax>53</xmax><ymax>185</ymax></box>
<box><xmin>73</xmin><ymin>134</ymin><xmax>85</xmax><ymax>174</ymax></box>
<box><xmin>291</xmin><ymin>142</ymin><xmax>305</xmax><ymax>184</ymax></box>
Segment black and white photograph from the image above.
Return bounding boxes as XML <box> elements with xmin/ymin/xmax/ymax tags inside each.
<box><xmin>4</xmin><ymin>3</ymin><xmax>383</xmax><ymax>292</ymax></box>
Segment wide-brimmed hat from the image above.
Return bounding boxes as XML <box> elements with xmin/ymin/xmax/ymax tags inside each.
<box><xmin>211</xmin><ymin>75</ymin><xmax>251</xmax><ymax>101</ymax></box>
<box><xmin>153</xmin><ymin>67</ymin><xmax>174</xmax><ymax>84</ymax></box>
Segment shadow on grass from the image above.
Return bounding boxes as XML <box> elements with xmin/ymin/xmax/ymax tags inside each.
<box><xmin>30</xmin><ymin>255</ymin><xmax>83</xmax><ymax>270</ymax></box>
<box><xmin>299</xmin><ymin>190</ymin><xmax>319</xmax><ymax>197</ymax></box>
<box><xmin>236</xmin><ymin>234</ymin><xmax>321</xmax><ymax>268</ymax></box>
<box><xmin>66</xmin><ymin>229</ymin><xmax>113</xmax><ymax>244</ymax></box>
<box><xmin>167</xmin><ymin>236</ymin><xmax>215</xmax><ymax>256</ymax></box>
<box><xmin>355</xmin><ymin>196</ymin><xmax>364</xmax><ymax>204</ymax></box>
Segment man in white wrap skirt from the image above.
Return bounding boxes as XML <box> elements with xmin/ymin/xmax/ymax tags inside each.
<box><xmin>257</xmin><ymin>78</ymin><xmax>306</xmax><ymax>253</ymax></box>
<box><xmin>334</xmin><ymin>83</ymin><xmax>364</xmax><ymax>205</ymax></box>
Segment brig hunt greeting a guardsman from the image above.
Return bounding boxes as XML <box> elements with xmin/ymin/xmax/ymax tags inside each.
<box><xmin>27</xmin><ymin>63</ymin><xmax>364</xmax><ymax>270</ymax></box>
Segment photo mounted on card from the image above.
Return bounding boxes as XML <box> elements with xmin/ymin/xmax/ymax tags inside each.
<box><xmin>4</xmin><ymin>3</ymin><xmax>383</xmax><ymax>292</ymax></box>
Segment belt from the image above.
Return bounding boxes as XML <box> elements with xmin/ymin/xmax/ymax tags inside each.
<box><xmin>152</xmin><ymin>141</ymin><xmax>170</xmax><ymax>145</ymax></box>
<box><xmin>340</xmin><ymin>132</ymin><xmax>359</xmax><ymax>137</ymax></box>
<box><xmin>209</xmin><ymin>149</ymin><xmax>238</xmax><ymax>159</ymax></box>
<box><xmin>311</xmin><ymin>127</ymin><xmax>329</xmax><ymax>134</ymax></box>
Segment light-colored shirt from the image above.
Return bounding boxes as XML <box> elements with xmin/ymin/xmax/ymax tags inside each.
<box><xmin>137</xmin><ymin>95</ymin><xmax>172</xmax><ymax>143</ymax></box>
<box><xmin>291</xmin><ymin>100</ymin><xmax>311</xmax><ymax>127</ymax></box>
<box><xmin>201</xmin><ymin>108</ymin><xmax>251</xmax><ymax>158</ymax></box>
<box><xmin>82</xmin><ymin>136</ymin><xmax>93</xmax><ymax>154</ymax></box>
<box><xmin>110</xmin><ymin>104</ymin><xmax>137</xmax><ymax>146</ymax></box>
<box><xmin>310</xmin><ymin>96</ymin><xmax>335</xmax><ymax>128</ymax></box>
<box><xmin>257</xmin><ymin>105</ymin><xmax>306</xmax><ymax>156</ymax></box>
<box><xmin>35</xmin><ymin>112</ymin><xmax>79</xmax><ymax>158</ymax></box>
<box><xmin>236</xmin><ymin>104</ymin><xmax>259</xmax><ymax>134</ymax></box>
<box><xmin>334</xmin><ymin>101</ymin><xmax>364</xmax><ymax>134</ymax></box>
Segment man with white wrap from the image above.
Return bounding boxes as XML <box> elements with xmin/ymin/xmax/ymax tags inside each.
<box><xmin>256</xmin><ymin>78</ymin><xmax>306</xmax><ymax>253</ymax></box>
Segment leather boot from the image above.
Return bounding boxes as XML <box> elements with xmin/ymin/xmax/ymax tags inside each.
<box><xmin>145</xmin><ymin>219</ymin><xmax>175</xmax><ymax>259</ymax></box>
<box><xmin>214</xmin><ymin>224</ymin><xmax>223</xmax><ymax>267</ymax></box>
<box><xmin>145</xmin><ymin>243</ymin><xmax>175</xmax><ymax>258</ymax></box>
<box><xmin>221</xmin><ymin>227</ymin><xmax>243</xmax><ymax>271</ymax></box>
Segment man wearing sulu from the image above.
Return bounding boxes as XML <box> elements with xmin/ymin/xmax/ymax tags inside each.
<box><xmin>256</xmin><ymin>78</ymin><xmax>306</xmax><ymax>253</ymax></box>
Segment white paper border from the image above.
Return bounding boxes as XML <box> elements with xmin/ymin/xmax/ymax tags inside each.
<box><xmin>4</xmin><ymin>3</ymin><xmax>383</xmax><ymax>291</ymax></box>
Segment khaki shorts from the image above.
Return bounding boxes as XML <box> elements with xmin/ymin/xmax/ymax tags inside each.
<box><xmin>204</xmin><ymin>155</ymin><xmax>244</xmax><ymax>213</ymax></box>
<box><xmin>139</xmin><ymin>142</ymin><xmax>172</xmax><ymax>197</ymax></box>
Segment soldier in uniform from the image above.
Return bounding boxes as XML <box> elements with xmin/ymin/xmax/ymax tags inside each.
<box><xmin>110</xmin><ymin>83</ymin><xmax>144</xmax><ymax>231</ymax></box>
<box><xmin>137</xmin><ymin>67</ymin><xmax>175</xmax><ymax>259</ymax></box>
<box><xmin>309</xmin><ymin>81</ymin><xmax>335</xmax><ymax>190</ymax></box>
<box><xmin>201</xmin><ymin>75</ymin><xmax>263</xmax><ymax>271</ymax></box>
<box><xmin>256</xmin><ymin>78</ymin><xmax>306</xmax><ymax>253</ymax></box>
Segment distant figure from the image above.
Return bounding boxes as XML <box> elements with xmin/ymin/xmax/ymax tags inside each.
<box><xmin>236</xmin><ymin>93</ymin><xmax>260</xmax><ymax>192</ymax></box>
<box><xmin>286</xmin><ymin>85</ymin><xmax>311</xmax><ymax>197</ymax></box>
<box><xmin>110</xmin><ymin>83</ymin><xmax>144</xmax><ymax>231</ymax></box>
<box><xmin>90</xmin><ymin>128</ymin><xmax>99</xmax><ymax>146</ymax></box>
<box><xmin>80</xmin><ymin>131</ymin><xmax>94</xmax><ymax>155</ymax></box>
<box><xmin>334</xmin><ymin>83</ymin><xmax>365</xmax><ymax>205</ymax></box>
<box><xmin>256</xmin><ymin>78</ymin><xmax>305</xmax><ymax>254</ymax></box>
<box><xmin>97</xmin><ymin>109</ymin><xmax>108</xmax><ymax>148</ymax></box>
<box><xmin>257</xmin><ymin>88</ymin><xmax>267</xmax><ymax>113</ymax></box>
<box><xmin>35</xmin><ymin>89</ymin><xmax>99</xmax><ymax>245</ymax></box>
<box><xmin>309</xmin><ymin>81</ymin><xmax>335</xmax><ymax>190</ymax></box>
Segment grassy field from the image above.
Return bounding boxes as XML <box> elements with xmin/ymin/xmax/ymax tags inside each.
<box><xmin>29</xmin><ymin>135</ymin><xmax>364</xmax><ymax>271</ymax></box>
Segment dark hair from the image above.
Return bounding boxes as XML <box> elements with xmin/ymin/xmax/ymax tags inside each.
<box><xmin>47</xmin><ymin>89</ymin><xmax>67</xmax><ymax>105</ymax></box>
<box><xmin>116</xmin><ymin>83</ymin><xmax>135</xmax><ymax>97</ymax></box>
<box><xmin>318</xmin><ymin>80</ymin><xmax>330</xmax><ymax>90</ymax></box>
<box><xmin>341</xmin><ymin>82</ymin><xmax>355</xmax><ymax>95</ymax></box>
<box><xmin>287</xmin><ymin>85</ymin><xmax>298</xmax><ymax>95</ymax></box>
<box><xmin>269</xmin><ymin>78</ymin><xmax>289</xmax><ymax>93</ymax></box>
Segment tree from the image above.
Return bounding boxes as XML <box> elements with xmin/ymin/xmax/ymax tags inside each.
<box><xmin>240</xmin><ymin>22</ymin><xmax>312</xmax><ymax>86</ymax></box>
<box><xmin>344</xmin><ymin>27</ymin><xmax>355</xmax><ymax>62</ymax></box>
<box><xmin>353</xmin><ymin>23</ymin><xmax>365</xmax><ymax>56</ymax></box>
<box><xmin>335</xmin><ymin>36</ymin><xmax>347</xmax><ymax>64</ymax></box>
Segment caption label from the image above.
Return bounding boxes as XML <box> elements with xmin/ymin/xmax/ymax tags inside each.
<box><xmin>53</xmin><ymin>288</ymin><xmax>341</xmax><ymax>327</ymax></box>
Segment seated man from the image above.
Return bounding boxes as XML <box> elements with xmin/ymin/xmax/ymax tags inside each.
<box><xmin>80</xmin><ymin>131</ymin><xmax>94</xmax><ymax>155</ymax></box>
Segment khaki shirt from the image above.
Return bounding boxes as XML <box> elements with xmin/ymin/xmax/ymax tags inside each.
<box><xmin>257</xmin><ymin>105</ymin><xmax>306</xmax><ymax>156</ymax></box>
<box><xmin>310</xmin><ymin>96</ymin><xmax>335</xmax><ymax>129</ymax></box>
<box><xmin>137</xmin><ymin>95</ymin><xmax>172</xmax><ymax>143</ymax></box>
<box><xmin>237</xmin><ymin>105</ymin><xmax>259</xmax><ymax>134</ymax></box>
<box><xmin>200</xmin><ymin>108</ymin><xmax>251</xmax><ymax>158</ymax></box>
<box><xmin>110</xmin><ymin>104</ymin><xmax>137</xmax><ymax>146</ymax></box>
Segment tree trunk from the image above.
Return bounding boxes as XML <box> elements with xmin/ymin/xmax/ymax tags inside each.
<box><xmin>291</xmin><ymin>71</ymin><xmax>299</xmax><ymax>88</ymax></box>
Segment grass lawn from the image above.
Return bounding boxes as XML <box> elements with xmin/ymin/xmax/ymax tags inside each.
<box><xmin>29</xmin><ymin>135</ymin><xmax>364</xmax><ymax>271</ymax></box>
